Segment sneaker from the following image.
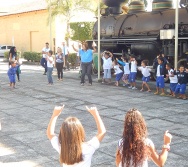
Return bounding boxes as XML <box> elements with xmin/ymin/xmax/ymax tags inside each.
<box><xmin>160</xmin><ymin>93</ymin><xmax>166</xmax><ymax>96</ymax></box>
<box><xmin>140</xmin><ymin>89</ymin><xmax>144</xmax><ymax>91</ymax></box>
<box><xmin>132</xmin><ymin>87</ymin><xmax>137</xmax><ymax>90</ymax></box>
<box><xmin>102</xmin><ymin>82</ymin><xmax>104</xmax><ymax>84</ymax></box>
<box><xmin>123</xmin><ymin>84</ymin><xmax>126</xmax><ymax>87</ymax></box>
<box><xmin>60</xmin><ymin>78</ymin><xmax>63</xmax><ymax>81</ymax></box>
<box><xmin>43</xmin><ymin>72</ymin><xmax>46</xmax><ymax>75</ymax></box>
<box><xmin>88</xmin><ymin>83</ymin><xmax>92</xmax><ymax>86</ymax></box>
<box><xmin>154</xmin><ymin>92</ymin><xmax>159</xmax><ymax>95</ymax></box>
<box><xmin>81</xmin><ymin>83</ymin><xmax>84</xmax><ymax>86</ymax></box>
<box><xmin>57</xmin><ymin>79</ymin><xmax>60</xmax><ymax>81</ymax></box>
<box><xmin>128</xmin><ymin>86</ymin><xmax>132</xmax><ymax>89</ymax></box>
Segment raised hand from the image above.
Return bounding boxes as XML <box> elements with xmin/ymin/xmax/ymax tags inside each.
<box><xmin>53</xmin><ymin>105</ymin><xmax>65</xmax><ymax>116</ymax></box>
<box><xmin>164</xmin><ymin>130</ymin><xmax>172</xmax><ymax>145</ymax></box>
<box><xmin>86</xmin><ymin>106</ymin><xmax>99</xmax><ymax>116</ymax></box>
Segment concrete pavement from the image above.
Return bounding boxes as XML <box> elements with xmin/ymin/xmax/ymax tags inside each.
<box><xmin>0</xmin><ymin>61</ymin><xmax>188</xmax><ymax>167</ymax></box>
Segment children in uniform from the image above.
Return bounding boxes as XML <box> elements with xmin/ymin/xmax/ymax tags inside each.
<box><xmin>113</xmin><ymin>60</ymin><xmax>123</xmax><ymax>86</ymax></box>
<box><xmin>166</xmin><ymin>63</ymin><xmax>178</xmax><ymax>97</ymax></box>
<box><xmin>174</xmin><ymin>65</ymin><xmax>188</xmax><ymax>100</ymax></box>
<box><xmin>128</xmin><ymin>56</ymin><xmax>137</xmax><ymax>89</ymax></box>
<box><xmin>154</xmin><ymin>57</ymin><xmax>166</xmax><ymax>96</ymax></box>
<box><xmin>138</xmin><ymin>60</ymin><xmax>151</xmax><ymax>92</ymax></box>
<box><xmin>46</xmin><ymin>50</ymin><xmax>54</xmax><ymax>85</ymax></box>
<box><xmin>117</xmin><ymin>57</ymin><xmax>130</xmax><ymax>86</ymax></box>
<box><xmin>7</xmin><ymin>61</ymin><xmax>18</xmax><ymax>88</ymax></box>
<box><xmin>101</xmin><ymin>51</ymin><xmax>113</xmax><ymax>84</ymax></box>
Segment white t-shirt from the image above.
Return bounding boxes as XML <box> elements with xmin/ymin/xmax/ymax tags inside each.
<box><xmin>168</xmin><ymin>69</ymin><xmax>178</xmax><ymax>83</ymax></box>
<box><xmin>42</xmin><ymin>47</ymin><xmax>50</xmax><ymax>58</ymax></box>
<box><xmin>114</xmin><ymin>65</ymin><xmax>123</xmax><ymax>74</ymax></box>
<box><xmin>47</xmin><ymin>56</ymin><xmax>54</xmax><ymax>68</ymax></box>
<box><xmin>51</xmin><ymin>136</ymin><xmax>100</xmax><ymax>167</ymax></box>
<box><xmin>102</xmin><ymin>56</ymin><xmax>112</xmax><ymax>69</ymax></box>
<box><xmin>130</xmin><ymin>61</ymin><xmax>137</xmax><ymax>72</ymax></box>
<box><xmin>118</xmin><ymin>138</ymin><xmax>154</xmax><ymax>167</ymax></box>
<box><xmin>124</xmin><ymin>63</ymin><xmax>130</xmax><ymax>75</ymax></box>
<box><xmin>138</xmin><ymin>67</ymin><xmax>151</xmax><ymax>77</ymax></box>
<box><xmin>62</xmin><ymin>46</ymin><xmax>69</xmax><ymax>55</ymax></box>
<box><xmin>156</xmin><ymin>65</ymin><xmax>160</xmax><ymax>77</ymax></box>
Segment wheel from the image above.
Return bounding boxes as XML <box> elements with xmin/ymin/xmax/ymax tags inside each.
<box><xmin>180</xmin><ymin>0</ymin><xmax>188</xmax><ymax>8</ymax></box>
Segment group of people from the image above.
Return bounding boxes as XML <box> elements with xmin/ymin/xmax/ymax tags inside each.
<box><xmin>40</xmin><ymin>42</ymin><xmax>70</xmax><ymax>85</ymax></box>
<box><xmin>101</xmin><ymin>51</ymin><xmax>188</xmax><ymax>100</ymax></box>
<box><xmin>47</xmin><ymin>105</ymin><xmax>172</xmax><ymax>167</ymax></box>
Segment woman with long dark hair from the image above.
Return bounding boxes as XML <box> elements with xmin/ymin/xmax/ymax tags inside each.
<box><xmin>116</xmin><ymin>108</ymin><xmax>172</xmax><ymax>167</ymax></box>
<box><xmin>47</xmin><ymin>105</ymin><xmax>106</xmax><ymax>166</ymax></box>
<box><xmin>72</xmin><ymin>42</ymin><xmax>96</xmax><ymax>86</ymax></box>
<box><xmin>9</xmin><ymin>46</ymin><xmax>20</xmax><ymax>81</ymax></box>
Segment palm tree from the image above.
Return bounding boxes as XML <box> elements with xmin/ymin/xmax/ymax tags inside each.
<box><xmin>46</xmin><ymin>0</ymin><xmax>96</xmax><ymax>46</ymax></box>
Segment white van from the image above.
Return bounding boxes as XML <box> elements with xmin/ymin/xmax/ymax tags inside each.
<box><xmin>0</xmin><ymin>45</ymin><xmax>12</xmax><ymax>57</ymax></box>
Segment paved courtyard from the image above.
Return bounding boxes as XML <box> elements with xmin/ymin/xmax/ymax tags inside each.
<box><xmin>0</xmin><ymin>61</ymin><xmax>188</xmax><ymax>167</ymax></box>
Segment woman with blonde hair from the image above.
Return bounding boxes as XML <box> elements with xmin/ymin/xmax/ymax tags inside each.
<box><xmin>55</xmin><ymin>47</ymin><xmax>65</xmax><ymax>81</ymax></box>
<box><xmin>47</xmin><ymin>105</ymin><xmax>106</xmax><ymax>166</ymax></box>
<box><xmin>116</xmin><ymin>108</ymin><xmax>172</xmax><ymax>167</ymax></box>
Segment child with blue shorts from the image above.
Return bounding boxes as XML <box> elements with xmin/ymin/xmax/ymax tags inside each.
<box><xmin>138</xmin><ymin>60</ymin><xmax>151</xmax><ymax>92</ymax></box>
<box><xmin>174</xmin><ymin>65</ymin><xmax>188</xmax><ymax>100</ymax></box>
<box><xmin>7</xmin><ymin>61</ymin><xmax>18</xmax><ymax>88</ymax></box>
<box><xmin>166</xmin><ymin>63</ymin><xmax>178</xmax><ymax>97</ymax></box>
<box><xmin>113</xmin><ymin>60</ymin><xmax>123</xmax><ymax>86</ymax></box>
<box><xmin>117</xmin><ymin>57</ymin><xmax>130</xmax><ymax>86</ymax></box>
<box><xmin>101</xmin><ymin>51</ymin><xmax>113</xmax><ymax>84</ymax></box>
<box><xmin>154</xmin><ymin>57</ymin><xmax>166</xmax><ymax>96</ymax></box>
<box><xmin>128</xmin><ymin>56</ymin><xmax>137</xmax><ymax>90</ymax></box>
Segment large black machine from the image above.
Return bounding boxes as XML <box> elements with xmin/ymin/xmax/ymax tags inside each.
<box><xmin>89</xmin><ymin>0</ymin><xmax>188</xmax><ymax>74</ymax></box>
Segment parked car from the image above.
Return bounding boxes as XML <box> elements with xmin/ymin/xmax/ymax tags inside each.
<box><xmin>0</xmin><ymin>45</ymin><xmax>12</xmax><ymax>57</ymax></box>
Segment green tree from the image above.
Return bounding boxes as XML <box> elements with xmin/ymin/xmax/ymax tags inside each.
<box><xmin>46</xmin><ymin>0</ymin><xmax>95</xmax><ymax>46</ymax></box>
<box><xmin>70</xmin><ymin>22</ymin><xmax>94</xmax><ymax>42</ymax></box>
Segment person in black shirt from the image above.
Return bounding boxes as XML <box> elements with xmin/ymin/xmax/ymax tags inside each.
<box><xmin>174</xmin><ymin>65</ymin><xmax>188</xmax><ymax>100</ymax></box>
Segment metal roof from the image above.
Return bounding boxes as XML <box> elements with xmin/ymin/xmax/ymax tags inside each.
<box><xmin>0</xmin><ymin>0</ymin><xmax>47</xmax><ymax>16</ymax></box>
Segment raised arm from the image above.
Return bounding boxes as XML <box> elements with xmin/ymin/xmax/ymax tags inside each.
<box><xmin>86</xmin><ymin>106</ymin><xmax>106</xmax><ymax>142</ymax></box>
<box><xmin>149</xmin><ymin>130</ymin><xmax>172</xmax><ymax>167</ymax></box>
<box><xmin>72</xmin><ymin>43</ymin><xmax>79</xmax><ymax>52</ymax></box>
<box><xmin>46</xmin><ymin>106</ymin><xmax>64</xmax><ymax>140</ymax></box>
<box><xmin>116</xmin><ymin>58</ymin><xmax>125</xmax><ymax>66</ymax></box>
<box><xmin>92</xmin><ymin>45</ymin><xmax>97</xmax><ymax>53</ymax></box>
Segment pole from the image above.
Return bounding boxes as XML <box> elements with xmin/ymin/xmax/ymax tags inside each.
<box><xmin>49</xmin><ymin>0</ymin><xmax>52</xmax><ymax>50</ymax></box>
<box><xmin>174</xmin><ymin>0</ymin><xmax>179</xmax><ymax>69</ymax></box>
<box><xmin>97</xmin><ymin>0</ymin><xmax>101</xmax><ymax>80</ymax></box>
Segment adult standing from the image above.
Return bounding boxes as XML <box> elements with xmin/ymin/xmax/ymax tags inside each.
<box><xmin>9</xmin><ymin>46</ymin><xmax>20</xmax><ymax>81</ymax></box>
<box><xmin>9</xmin><ymin>46</ymin><xmax>17</xmax><ymax>65</ymax></box>
<box><xmin>55</xmin><ymin>47</ymin><xmax>65</xmax><ymax>81</ymax></box>
<box><xmin>41</xmin><ymin>42</ymin><xmax>50</xmax><ymax>75</ymax></box>
<box><xmin>72</xmin><ymin>42</ymin><xmax>96</xmax><ymax>86</ymax></box>
<box><xmin>61</xmin><ymin>42</ymin><xmax>70</xmax><ymax>70</ymax></box>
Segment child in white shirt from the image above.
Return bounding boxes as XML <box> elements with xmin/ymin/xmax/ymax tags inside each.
<box><xmin>117</xmin><ymin>57</ymin><xmax>130</xmax><ymax>86</ymax></box>
<box><xmin>101</xmin><ymin>51</ymin><xmax>113</xmax><ymax>83</ymax></box>
<box><xmin>166</xmin><ymin>63</ymin><xmax>178</xmax><ymax>97</ymax></box>
<box><xmin>128</xmin><ymin>56</ymin><xmax>137</xmax><ymax>89</ymax></box>
<box><xmin>46</xmin><ymin>50</ymin><xmax>54</xmax><ymax>85</ymax></box>
<box><xmin>138</xmin><ymin>60</ymin><xmax>151</xmax><ymax>92</ymax></box>
<box><xmin>113</xmin><ymin>60</ymin><xmax>123</xmax><ymax>86</ymax></box>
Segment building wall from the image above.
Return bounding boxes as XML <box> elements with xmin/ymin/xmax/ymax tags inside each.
<box><xmin>0</xmin><ymin>10</ymin><xmax>55</xmax><ymax>54</ymax></box>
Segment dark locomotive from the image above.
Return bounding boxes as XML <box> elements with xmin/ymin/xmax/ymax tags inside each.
<box><xmin>90</xmin><ymin>0</ymin><xmax>188</xmax><ymax>76</ymax></box>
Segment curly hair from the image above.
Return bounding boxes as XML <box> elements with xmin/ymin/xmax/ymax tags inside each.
<box><xmin>121</xmin><ymin>108</ymin><xmax>149</xmax><ymax>167</ymax></box>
